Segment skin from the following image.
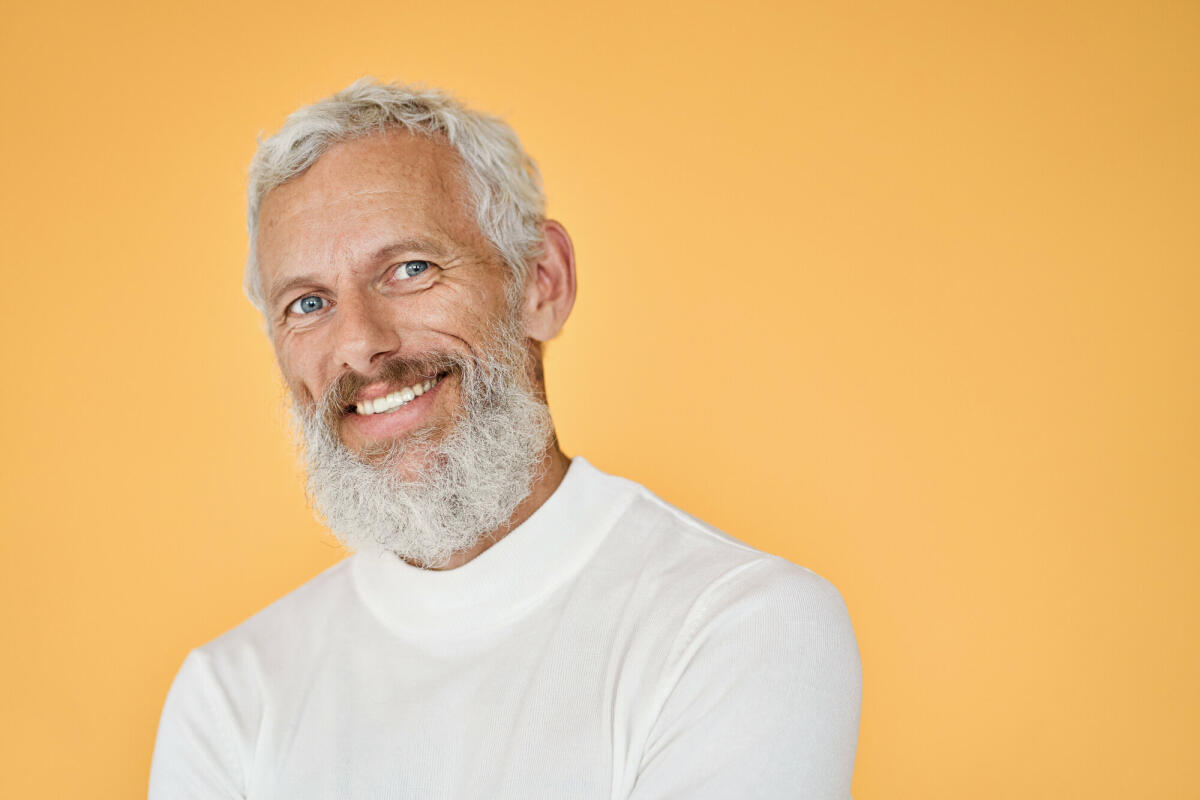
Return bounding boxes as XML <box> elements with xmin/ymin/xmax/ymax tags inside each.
<box><xmin>255</xmin><ymin>128</ymin><xmax>578</xmax><ymax>569</ymax></box>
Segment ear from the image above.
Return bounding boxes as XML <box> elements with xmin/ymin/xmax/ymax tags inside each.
<box><xmin>522</xmin><ymin>219</ymin><xmax>577</xmax><ymax>342</ymax></box>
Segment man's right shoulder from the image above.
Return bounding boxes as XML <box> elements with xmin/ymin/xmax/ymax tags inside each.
<box><xmin>151</xmin><ymin>559</ymin><xmax>360</xmax><ymax>798</ymax></box>
<box><xmin>191</xmin><ymin>557</ymin><xmax>359</xmax><ymax>671</ymax></box>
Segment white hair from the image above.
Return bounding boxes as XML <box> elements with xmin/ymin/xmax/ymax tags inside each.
<box><xmin>245</xmin><ymin>78</ymin><xmax>546</xmax><ymax>310</ymax></box>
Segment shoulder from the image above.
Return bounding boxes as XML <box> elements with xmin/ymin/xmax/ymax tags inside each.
<box><xmin>154</xmin><ymin>559</ymin><xmax>360</xmax><ymax>775</ymax></box>
<box><xmin>189</xmin><ymin>557</ymin><xmax>359</xmax><ymax>680</ymax></box>
<box><xmin>647</xmin><ymin>496</ymin><xmax>858</xmax><ymax>682</ymax></box>
<box><xmin>584</xmin><ymin>466</ymin><xmax>861</xmax><ymax>796</ymax></box>
<box><xmin>590</xmin><ymin>463</ymin><xmax>767</xmax><ymax>574</ymax></box>
<box><xmin>601</xmin><ymin>465</ymin><xmax>851</xmax><ymax>615</ymax></box>
<box><xmin>586</xmin><ymin>461</ymin><xmax>859</xmax><ymax>673</ymax></box>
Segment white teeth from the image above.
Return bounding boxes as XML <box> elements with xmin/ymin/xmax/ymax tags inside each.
<box><xmin>355</xmin><ymin>376</ymin><xmax>440</xmax><ymax>415</ymax></box>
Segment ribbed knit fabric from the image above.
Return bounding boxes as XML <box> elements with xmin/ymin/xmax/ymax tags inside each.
<box><xmin>150</xmin><ymin>457</ymin><xmax>861</xmax><ymax>799</ymax></box>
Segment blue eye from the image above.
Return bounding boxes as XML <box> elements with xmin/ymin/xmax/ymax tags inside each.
<box><xmin>395</xmin><ymin>260</ymin><xmax>431</xmax><ymax>280</ymax></box>
<box><xmin>288</xmin><ymin>295</ymin><xmax>327</xmax><ymax>315</ymax></box>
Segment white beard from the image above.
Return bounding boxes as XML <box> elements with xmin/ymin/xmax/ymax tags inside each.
<box><xmin>291</xmin><ymin>314</ymin><xmax>553</xmax><ymax>568</ymax></box>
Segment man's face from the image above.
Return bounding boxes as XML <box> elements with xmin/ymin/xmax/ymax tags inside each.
<box><xmin>255</xmin><ymin>129</ymin><xmax>521</xmax><ymax>474</ymax></box>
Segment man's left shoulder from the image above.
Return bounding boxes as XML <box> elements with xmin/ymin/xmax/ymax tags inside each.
<box><xmin>586</xmin><ymin>469</ymin><xmax>855</xmax><ymax>655</ymax></box>
<box><xmin>609</xmin><ymin>475</ymin><xmax>845</xmax><ymax>603</ymax></box>
<box><xmin>593</xmin><ymin>477</ymin><xmax>862</xmax><ymax>797</ymax></box>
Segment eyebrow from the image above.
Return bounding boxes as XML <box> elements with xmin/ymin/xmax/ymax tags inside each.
<box><xmin>368</xmin><ymin>236</ymin><xmax>449</xmax><ymax>264</ymax></box>
<box><xmin>266</xmin><ymin>236</ymin><xmax>452</xmax><ymax>308</ymax></box>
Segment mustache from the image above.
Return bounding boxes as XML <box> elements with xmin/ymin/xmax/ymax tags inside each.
<box><xmin>313</xmin><ymin>352</ymin><xmax>468</xmax><ymax>424</ymax></box>
<box><xmin>303</xmin><ymin>314</ymin><xmax>531</xmax><ymax>437</ymax></box>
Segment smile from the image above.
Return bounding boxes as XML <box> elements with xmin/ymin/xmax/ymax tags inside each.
<box><xmin>353</xmin><ymin>375</ymin><xmax>443</xmax><ymax>415</ymax></box>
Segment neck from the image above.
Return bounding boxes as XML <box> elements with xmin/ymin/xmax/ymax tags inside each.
<box><xmin>412</xmin><ymin>439</ymin><xmax>571</xmax><ymax>571</ymax></box>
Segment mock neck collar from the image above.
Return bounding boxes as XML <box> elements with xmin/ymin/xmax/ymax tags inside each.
<box><xmin>351</xmin><ymin>456</ymin><xmax>634</xmax><ymax>639</ymax></box>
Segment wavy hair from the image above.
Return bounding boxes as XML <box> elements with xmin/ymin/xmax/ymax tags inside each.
<box><xmin>245</xmin><ymin>78</ymin><xmax>546</xmax><ymax>310</ymax></box>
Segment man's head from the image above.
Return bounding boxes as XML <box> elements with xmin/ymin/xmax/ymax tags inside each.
<box><xmin>248</xmin><ymin>80</ymin><xmax>576</xmax><ymax>567</ymax></box>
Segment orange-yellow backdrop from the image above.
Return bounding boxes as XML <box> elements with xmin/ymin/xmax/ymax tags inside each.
<box><xmin>1</xmin><ymin>0</ymin><xmax>1197</xmax><ymax>797</ymax></box>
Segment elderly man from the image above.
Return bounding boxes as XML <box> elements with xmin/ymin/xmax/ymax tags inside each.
<box><xmin>150</xmin><ymin>79</ymin><xmax>861</xmax><ymax>798</ymax></box>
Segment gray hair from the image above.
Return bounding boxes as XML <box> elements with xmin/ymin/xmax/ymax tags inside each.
<box><xmin>244</xmin><ymin>78</ymin><xmax>546</xmax><ymax>310</ymax></box>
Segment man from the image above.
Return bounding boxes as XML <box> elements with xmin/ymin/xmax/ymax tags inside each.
<box><xmin>150</xmin><ymin>79</ymin><xmax>862</xmax><ymax>798</ymax></box>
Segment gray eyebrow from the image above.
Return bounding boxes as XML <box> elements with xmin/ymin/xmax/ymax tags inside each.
<box><xmin>268</xmin><ymin>273</ymin><xmax>324</xmax><ymax>310</ymax></box>
<box><xmin>367</xmin><ymin>237</ymin><xmax>450</xmax><ymax>263</ymax></box>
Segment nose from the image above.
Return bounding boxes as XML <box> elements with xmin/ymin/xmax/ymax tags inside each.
<box><xmin>330</xmin><ymin>291</ymin><xmax>401</xmax><ymax>375</ymax></box>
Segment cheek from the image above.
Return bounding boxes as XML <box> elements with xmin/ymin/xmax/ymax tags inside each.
<box><xmin>417</xmin><ymin>287</ymin><xmax>493</xmax><ymax>342</ymax></box>
<box><xmin>273</xmin><ymin>335</ymin><xmax>324</xmax><ymax>406</ymax></box>
<box><xmin>466</xmin><ymin>281</ymin><xmax>515</xmax><ymax>330</ymax></box>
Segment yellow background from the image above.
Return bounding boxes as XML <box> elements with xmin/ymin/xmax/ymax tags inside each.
<box><xmin>1</xmin><ymin>0</ymin><xmax>1197</xmax><ymax>796</ymax></box>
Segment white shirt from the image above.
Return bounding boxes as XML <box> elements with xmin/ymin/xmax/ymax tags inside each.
<box><xmin>150</xmin><ymin>457</ymin><xmax>861</xmax><ymax>798</ymax></box>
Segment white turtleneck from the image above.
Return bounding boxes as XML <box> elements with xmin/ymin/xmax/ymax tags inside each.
<box><xmin>150</xmin><ymin>457</ymin><xmax>861</xmax><ymax>798</ymax></box>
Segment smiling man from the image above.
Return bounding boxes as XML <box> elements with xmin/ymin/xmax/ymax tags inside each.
<box><xmin>149</xmin><ymin>80</ymin><xmax>862</xmax><ymax>799</ymax></box>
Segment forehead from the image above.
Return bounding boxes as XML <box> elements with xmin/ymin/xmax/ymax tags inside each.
<box><xmin>256</xmin><ymin>128</ymin><xmax>483</xmax><ymax>275</ymax></box>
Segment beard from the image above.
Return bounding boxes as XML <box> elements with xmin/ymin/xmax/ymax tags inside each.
<box><xmin>290</xmin><ymin>310</ymin><xmax>554</xmax><ymax>568</ymax></box>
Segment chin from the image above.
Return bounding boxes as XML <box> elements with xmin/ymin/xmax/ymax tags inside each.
<box><xmin>341</xmin><ymin>426</ymin><xmax>445</xmax><ymax>475</ymax></box>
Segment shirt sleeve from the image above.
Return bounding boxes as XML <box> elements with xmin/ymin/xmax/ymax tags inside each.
<box><xmin>148</xmin><ymin>649</ymin><xmax>252</xmax><ymax>799</ymax></box>
<box><xmin>629</xmin><ymin>559</ymin><xmax>862</xmax><ymax>799</ymax></box>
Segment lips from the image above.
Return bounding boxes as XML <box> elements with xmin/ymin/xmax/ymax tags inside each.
<box><xmin>337</xmin><ymin>370</ymin><xmax>453</xmax><ymax>447</ymax></box>
<box><xmin>352</xmin><ymin>375</ymin><xmax>443</xmax><ymax>415</ymax></box>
